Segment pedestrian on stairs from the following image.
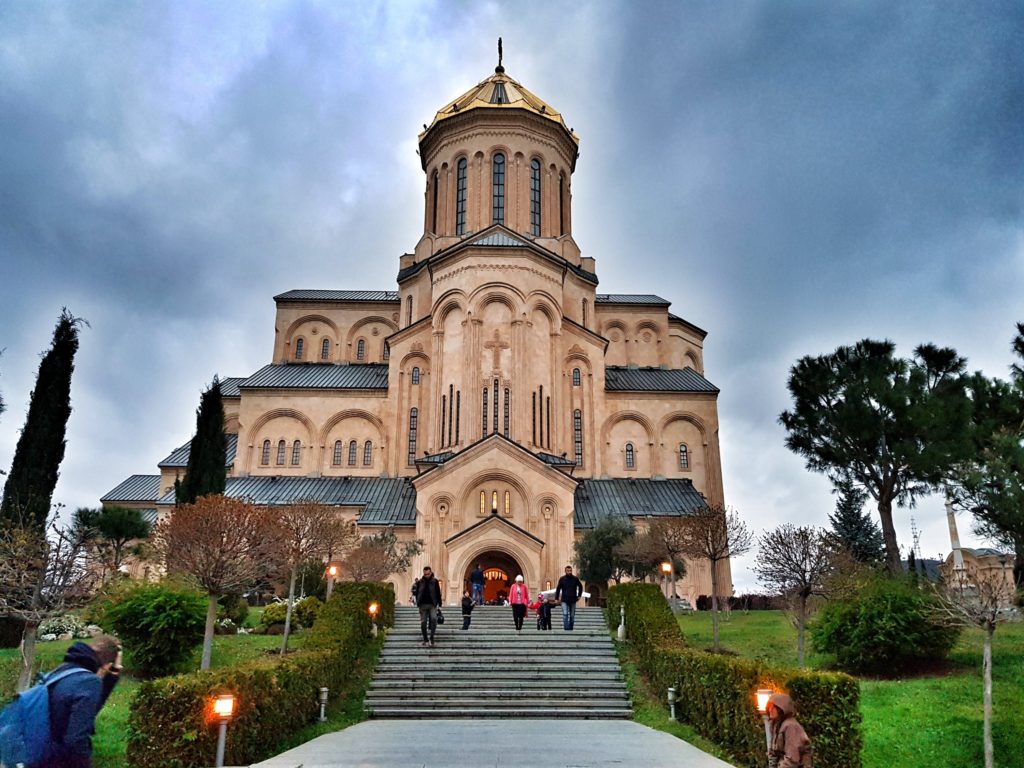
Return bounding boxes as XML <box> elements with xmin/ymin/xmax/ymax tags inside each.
<box><xmin>416</xmin><ymin>565</ymin><xmax>442</xmax><ymax>647</ymax></box>
<box><xmin>555</xmin><ymin>565</ymin><xmax>584</xmax><ymax>631</ymax></box>
<box><xmin>470</xmin><ymin>563</ymin><xmax>485</xmax><ymax>605</ymax></box>
<box><xmin>508</xmin><ymin>574</ymin><xmax>529</xmax><ymax>631</ymax></box>
<box><xmin>461</xmin><ymin>589</ymin><xmax>474</xmax><ymax>630</ymax></box>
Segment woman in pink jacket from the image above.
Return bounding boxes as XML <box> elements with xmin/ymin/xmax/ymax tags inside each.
<box><xmin>508</xmin><ymin>574</ymin><xmax>529</xmax><ymax>631</ymax></box>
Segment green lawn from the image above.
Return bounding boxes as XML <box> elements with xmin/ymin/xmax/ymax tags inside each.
<box><xmin>677</xmin><ymin>610</ymin><xmax>1024</xmax><ymax>768</ymax></box>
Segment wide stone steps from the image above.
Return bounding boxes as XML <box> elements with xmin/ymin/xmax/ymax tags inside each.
<box><xmin>366</xmin><ymin>606</ymin><xmax>630</xmax><ymax>720</ymax></box>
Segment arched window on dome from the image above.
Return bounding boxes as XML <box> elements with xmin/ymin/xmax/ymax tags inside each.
<box><xmin>276</xmin><ymin>440</ymin><xmax>286</xmax><ymax>466</ymax></box>
<box><xmin>572</xmin><ymin>368</ymin><xmax>581</xmax><ymax>387</ymax></box>
<box><xmin>678</xmin><ymin>443</ymin><xmax>690</xmax><ymax>470</ymax></box>
<box><xmin>431</xmin><ymin>169</ymin><xmax>439</xmax><ymax>233</ymax></box>
<box><xmin>480</xmin><ymin>491</ymin><xmax>486</xmax><ymax>516</ymax></box>
<box><xmin>492</xmin><ymin>153</ymin><xmax>505</xmax><ymax>225</ymax></box>
<box><xmin>407</xmin><ymin>407</ymin><xmax>418</xmax><ymax>466</ymax></box>
<box><xmin>504</xmin><ymin>490</ymin><xmax>510</xmax><ymax>516</ymax></box>
<box><xmin>573</xmin><ymin>409</ymin><xmax>583</xmax><ymax>467</ymax></box>
<box><xmin>581</xmin><ymin>298</ymin><xmax>588</xmax><ymax>327</ymax></box>
<box><xmin>492</xmin><ymin>490</ymin><xmax>498</xmax><ymax>514</ymax></box>
<box><xmin>333</xmin><ymin>440</ymin><xmax>343</xmax><ymax>466</ymax></box>
<box><xmin>559</xmin><ymin>172</ymin><xmax>566</xmax><ymax>234</ymax></box>
<box><xmin>294</xmin><ymin>338</ymin><xmax>304</xmax><ymax>360</ymax></box>
<box><xmin>291</xmin><ymin>440</ymin><xmax>301</xmax><ymax>466</ymax></box>
<box><xmin>363</xmin><ymin>440</ymin><xmax>373</xmax><ymax>466</ymax></box>
<box><xmin>321</xmin><ymin>338</ymin><xmax>330</xmax><ymax>360</ymax></box>
<box><xmin>261</xmin><ymin>440</ymin><xmax>271</xmax><ymax>466</ymax></box>
<box><xmin>348</xmin><ymin>440</ymin><xmax>357</xmax><ymax>466</ymax></box>
<box><xmin>530</xmin><ymin>159</ymin><xmax>541</xmax><ymax>236</ymax></box>
<box><xmin>455</xmin><ymin>158</ymin><xmax>467</xmax><ymax>235</ymax></box>
<box><xmin>406</xmin><ymin>295</ymin><xmax>413</xmax><ymax>326</ymax></box>
<box><xmin>624</xmin><ymin>442</ymin><xmax>635</xmax><ymax>470</ymax></box>
<box><xmin>411</xmin><ymin>367</ymin><xmax>421</xmax><ymax>385</ymax></box>
<box><xmin>356</xmin><ymin>339</ymin><xmax>365</xmax><ymax>361</ymax></box>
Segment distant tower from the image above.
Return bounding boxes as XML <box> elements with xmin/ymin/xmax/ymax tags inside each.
<box><xmin>910</xmin><ymin>516</ymin><xmax>921</xmax><ymax>560</ymax></box>
<box><xmin>945</xmin><ymin>496</ymin><xmax>966</xmax><ymax>572</ymax></box>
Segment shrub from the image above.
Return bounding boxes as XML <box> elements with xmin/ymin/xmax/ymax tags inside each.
<box><xmin>809</xmin><ymin>575</ymin><xmax>960</xmax><ymax>674</ymax></box>
<box><xmin>217</xmin><ymin>594</ymin><xmax>249</xmax><ymax>626</ymax></box>
<box><xmin>294</xmin><ymin>596</ymin><xmax>322</xmax><ymax>628</ymax></box>
<box><xmin>695</xmin><ymin>594</ymin><xmax>712</xmax><ymax>611</ymax></box>
<box><xmin>260</xmin><ymin>601</ymin><xmax>288</xmax><ymax>627</ymax></box>
<box><xmin>38</xmin><ymin>614</ymin><xmax>88</xmax><ymax>638</ymax></box>
<box><xmin>103</xmin><ymin>582</ymin><xmax>206</xmax><ymax>677</ymax></box>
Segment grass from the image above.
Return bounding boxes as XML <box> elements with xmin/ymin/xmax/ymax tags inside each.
<box><xmin>676</xmin><ymin>609</ymin><xmax>1024</xmax><ymax>768</ymax></box>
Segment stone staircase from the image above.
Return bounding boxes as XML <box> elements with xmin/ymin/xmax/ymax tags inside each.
<box><xmin>365</xmin><ymin>605</ymin><xmax>631</xmax><ymax>719</ymax></box>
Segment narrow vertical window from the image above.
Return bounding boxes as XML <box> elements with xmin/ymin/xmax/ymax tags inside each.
<box><xmin>482</xmin><ymin>388</ymin><xmax>489</xmax><ymax>436</ymax></box>
<box><xmin>582</xmin><ymin>298</ymin><xmax>588</xmax><ymax>327</ymax></box>
<box><xmin>448</xmin><ymin>384</ymin><xmax>454</xmax><ymax>446</ymax></box>
<box><xmin>572</xmin><ymin>368</ymin><xmax>581</xmax><ymax>387</ymax></box>
<box><xmin>382</xmin><ymin>343</ymin><xmax>389</xmax><ymax>362</ymax></box>
<box><xmin>625</xmin><ymin>443</ymin><xmax>635</xmax><ymax>470</ymax></box>
<box><xmin>348</xmin><ymin>440</ymin><xmax>357</xmax><ymax>466</ymax></box>
<box><xmin>492</xmin><ymin>491</ymin><xmax>498</xmax><ymax>513</ymax></box>
<box><xmin>363</xmin><ymin>440</ymin><xmax>373</xmax><ymax>466</ymax></box>
<box><xmin>261</xmin><ymin>440</ymin><xmax>271</xmax><ymax>465</ymax></box>
<box><xmin>333</xmin><ymin>440</ymin><xmax>343</xmax><ymax>465</ymax></box>
<box><xmin>679</xmin><ymin>443</ymin><xmax>690</xmax><ymax>470</ymax></box>
<box><xmin>574</xmin><ymin>409</ymin><xmax>583</xmax><ymax>467</ymax></box>
<box><xmin>480</xmin><ymin>491</ymin><xmax>486</xmax><ymax>516</ymax></box>
<box><xmin>276</xmin><ymin>440</ymin><xmax>286</xmax><ymax>466</ymax></box>
<box><xmin>356</xmin><ymin>339</ymin><xmax>365</xmax><ymax>361</ymax></box>
<box><xmin>406</xmin><ymin>295</ymin><xmax>413</xmax><ymax>326</ymax></box>
<box><xmin>455</xmin><ymin>158</ymin><xmax>467</xmax><ymax>235</ymax></box>
<box><xmin>504</xmin><ymin>490</ymin><xmax>510</xmax><ymax>516</ymax></box>
<box><xmin>455</xmin><ymin>391</ymin><xmax>461</xmax><ymax>444</ymax></box>
<box><xmin>532</xmin><ymin>392</ymin><xmax>537</xmax><ymax>445</ymax></box>
<box><xmin>503</xmin><ymin>388</ymin><xmax>510</xmax><ymax>438</ymax></box>
<box><xmin>492</xmin><ymin>153</ymin><xmax>505</xmax><ymax>224</ymax></box>
<box><xmin>441</xmin><ymin>395</ymin><xmax>447</xmax><ymax>447</ymax></box>
<box><xmin>538</xmin><ymin>386</ymin><xmax>544</xmax><ymax>446</ymax></box>
<box><xmin>291</xmin><ymin>440</ymin><xmax>301</xmax><ymax>466</ymax></box>
<box><xmin>411</xmin><ymin>367</ymin><xmax>421</xmax><ymax>385</ymax></box>
<box><xmin>492</xmin><ymin>379</ymin><xmax>499</xmax><ymax>434</ymax></box>
<box><xmin>546</xmin><ymin>396</ymin><xmax>551</xmax><ymax>449</ymax></box>
<box><xmin>407</xmin><ymin>408</ymin><xmax>418</xmax><ymax>465</ymax></box>
<box><xmin>295</xmin><ymin>338</ymin><xmax>304</xmax><ymax>360</ymax></box>
<box><xmin>559</xmin><ymin>172</ymin><xmax>565</xmax><ymax>234</ymax></box>
<box><xmin>530</xmin><ymin>159</ymin><xmax>541</xmax><ymax>236</ymax></box>
<box><xmin>321</xmin><ymin>338</ymin><xmax>330</xmax><ymax>360</ymax></box>
<box><xmin>431</xmin><ymin>170</ymin><xmax>439</xmax><ymax>233</ymax></box>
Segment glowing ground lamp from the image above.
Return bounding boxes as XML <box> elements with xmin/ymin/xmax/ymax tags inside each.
<box><xmin>211</xmin><ymin>693</ymin><xmax>235</xmax><ymax>768</ymax></box>
<box><xmin>368</xmin><ymin>601</ymin><xmax>380</xmax><ymax>637</ymax></box>
<box><xmin>756</xmin><ymin>688</ymin><xmax>774</xmax><ymax>764</ymax></box>
<box><xmin>326</xmin><ymin>563</ymin><xmax>339</xmax><ymax>599</ymax></box>
<box><xmin>667</xmin><ymin>686</ymin><xmax>678</xmax><ymax>721</ymax></box>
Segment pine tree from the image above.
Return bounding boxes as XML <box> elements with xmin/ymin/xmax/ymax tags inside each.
<box><xmin>828</xmin><ymin>478</ymin><xmax>885</xmax><ymax>565</ymax></box>
<box><xmin>1</xmin><ymin>310</ymin><xmax>84</xmax><ymax>530</ymax></box>
<box><xmin>174</xmin><ymin>378</ymin><xmax>227</xmax><ymax>505</ymax></box>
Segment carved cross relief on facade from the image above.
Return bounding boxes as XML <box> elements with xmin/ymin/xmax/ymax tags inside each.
<box><xmin>482</xmin><ymin>328</ymin><xmax>510</xmax><ymax>375</ymax></box>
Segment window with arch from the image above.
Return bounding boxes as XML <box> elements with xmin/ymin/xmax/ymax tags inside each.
<box><xmin>290</xmin><ymin>440</ymin><xmax>301</xmax><ymax>466</ymax></box>
<box><xmin>491</xmin><ymin>490</ymin><xmax>498</xmax><ymax>514</ymax></box>
<box><xmin>679</xmin><ymin>443</ymin><xmax>690</xmax><ymax>470</ymax></box>
<box><xmin>348</xmin><ymin>440</ymin><xmax>357</xmax><ymax>466</ymax></box>
<box><xmin>356</xmin><ymin>338</ymin><xmax>365</xmax><ymax>361</ymax></box>
<box><xmin>430</xmin><ymin>170</ymin><xmax>439</xmax><ymax>233</ymax></box>
<box><xmin>407</xmin><ymin>408</ymin><xmax>418</xmax><ymax>465</ymax></box>
<box><xmin>624</xmin><ymin>442</ymin><xmax>635</xmax><ymax>470</ymax></box>
<box><xmin>295</xmin><ymin>338</ymin><xmax>304</xmax><ymax>360</ymax></box>
<box><xmin>406</xmin><ymin>295</ymin><xmax>413</xmax><ymax>326</ymax></box>
<box><xmin>321</xmin><ymin>338</ymin><xmax>330</xmax><ymax>360</ymax></box>
<box><xmin>411</xmin><ymin>366</ymin><xmax>421</xmax><ymax>385</ymax></box>
<box><xmin>581</xmin><ymin>298</ymin><xmax>588</xmax><ymax>327</ymax></box>
<box><xmin>574</xmin><ymin>409</ymin><xmax>583</xmax><ymax>467</ymax></box>
<box><xmin>455</xmin><ymin>158</ymin><xmax>467</xmax><ymax>235</ymax></box>
<box><xmin>333</xmin><ymin>440</ymin><xmax>343</xmax><ymax>466</ymax></box>
<box><xmin>480</xmin><ymin>490</ymin><xmax>486</xmax><ymax>516</ymax></box>
<box><xmin>482</xmin><ymin>387</ymin><xmax>489</xmax><ymax>436</ymax></box>
<box><xmin>492</xmin><ymin>153</ymin><xmax>505</xmax><ymax>224</ymax></box>
<box><xmin>530</xmin><ymin>158</ymin><xmax>541</xmax><ymax>236</ymax></box>
<box><xmin>261</xmin><ymin>440</ymin><xmax>271</xmax><ymax>465</ymax></box>
<box><xmin>504</xmin><ymin>490</ymin><xmax>510</xmax><ymax>516</ymax></box>
<box><xmin>572</xmin><ymin>368</ymin><xmax>581</xmax><ymax>386</ymax></box>
<box><xmin>559</xmin><ymin>172</ymin><xmax>566</xmax><ymax>234</ymax></box>
<box><xmin>276</xmin><ymin>440</ymin><xmax>286</xmax><ymax>466</ymax></box>
<box><xmin>382</xmin><ymin>343</ymin><xmax>389</xmax><ymax>362</ymax></box>
<box><xmin>503</xmin><ymin>388</ymin><xmax>510</xmax><ymax>438</ymax></box>
<box><xmin>363</xmin><ymin>440</ymin><xmax>373</xmax><ymax>466</ymax></box>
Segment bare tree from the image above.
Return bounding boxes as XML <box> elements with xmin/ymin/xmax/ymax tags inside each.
<box><xmin>755</xmin><ymin>524</ymin><xmax>837</xmax><ymax>667</ymax></box>
<box><xmin>678</xmin><ymin>506</ymin><xmax>754</xmax><ymax>652</ymax></box>
<box><xmin>275</xmin><ymin>501</ymin><xmax>360</xmax><ymax>654</ymax></box>
<box><xmin>154</xmin><ymin>495</ymin><xmax>277</xmax><ymax>670</ymax></box>
<box><xmin>646</xmin><ymin>517</ymin><xmax>691</xmax><ymax>600</ymax></box>
<box><xmin>341</xmin><ymin>525</ymin><xmax>423</xmax><ymax>582</ymax></box>
<box><xmin>611</xmin><ymin>530</ymin><xmax>661</xmax><ymax>584</ymax></box>
<box><xmin>938</xmin><ymin>563</ymin><xmax>1018</xmax><ymax>768</ymax></box>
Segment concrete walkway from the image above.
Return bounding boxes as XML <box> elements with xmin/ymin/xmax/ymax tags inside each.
<box><xmin>251</xmin><ymin>719</ymin><xmax>734</xmax><ymax>767</ymax></box>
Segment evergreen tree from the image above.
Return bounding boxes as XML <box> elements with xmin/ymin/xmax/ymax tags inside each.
<box><xmin>574</xmin><ymin>514</ymin><xmax>634</xmax><ymax>584</ymax></box>
<box><xmin>828</xmin><ymin>478</ymin><xmax>885</xmax><ymax>565</ymax></box>
<box><xmin>1</xmin><ymin>310</ymin><xmax>85</xmax><ymax>530</ymax></box>
<box><xmin>174</xmin><ymin>377</ymin><xmax>227</xmax><ymax>505</ymax></box>
<box><xmin>906</xmin><ymin>548</ymin><xmax>918</xmax><ymax>584</ymax></box>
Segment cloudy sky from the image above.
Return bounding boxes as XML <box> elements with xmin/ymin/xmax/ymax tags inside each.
<box><xmin>1</xmin><ymin>1</ymin><xmax>1021</xmax><ymax>591</ymax></box>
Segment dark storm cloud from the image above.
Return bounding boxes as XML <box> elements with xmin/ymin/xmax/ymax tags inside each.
<box><xmin>1</xmin><ymin>1</ymin><xmax>1021</xmax><ymax>588</ymax></box>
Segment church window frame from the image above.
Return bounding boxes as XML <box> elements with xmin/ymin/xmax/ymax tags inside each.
<box><xmin>482</xmin><ymin>387</ymin><xmax>489</xmax><ymax>436</ymax></box>
<box><xmin>348</xmin><ymin>440</ymin><xmax>358</xmax><ymax>466</ymax></box>
<box><xmin>448</xmin><ymin>384</ymin><xmax>454</xmax><ymax>445</ymax></box>
<box><xmin>582</xmin><ymin>298</ymin><xmax>588</xmax><ymax>327</ymax></box>
<box><xmin>480</xmin><ymin>490</ymin><xmax>486</xmax><ymax>516</ymax></box>
<box><xmin>504</xmin><ymin>490</ymin><xmax>510</xmax><ymax>516</ymax></box>
<box><xmin>294</xmin><ymin>337</ymin><xmax>304</xmax><ymax>360</ymax></box>
<box><xmin>261</xmin><ymin>440</ymin><xmax>271</xmax><ymax>466</ymax></box>
<box><xmin>333</xmin><ymin>440</ymin><xmax>343</xmax><ymax>466</ymax></box>
<box><xmin>291</xmin><ymin>440</ymin><xmax>301</xmax><ymax>466</ymax></box>
<box><xmin>363</xmin><ymin>440</ymin><xmax>373</xmax><ymax>466</ymax></box>
<box><xmin>530</xmin><ymin>158</ymin><xmax>542</xmax><ymax>236</ymax></box>
<box><xmin>382</xmin><ymin>343</ymin><xmax>390</xmax><ymax>362</ymax></box>
<box><xmin>406</xmin><ymin>295</ymin><xmax>413</xmax><ymax>326</ymax></box>
<box><xmin>455</xmin><ymin>157</ymin><xmax>468</xmax><ymax>235</ymax></box>
<box><xmin>491</xmin><ymin>152</ymin><xmax>506</xmax><ymax>225</ymax></box>
<box><xmin>276</xmin><ymin>440</ymin><xmax>286</xmax><ymax>466</ymax></box>
<box><xmin>559</xmin><ymin>172</ymin><xmax>566</xmax><ymax>234</ymax></box>
<box><xmin>574</xmin><ymin>409</ymin><xmax>583</xmax><ymax>467</ymax></box>
<box><xmin>411</xmin><ymin>366</ymin><xmax>421</xmax><ymax>385</ymax></box>
<box><xmin>455</xmin><ymin>391</ymin><xmax>461</xmax><ymax>443</ymax></box>
<box><xmin>356</xmin><ymin>338</ymin><xmax>366</xmax><ymax>361</ymax></box>
<box><xmin>492</xmin><ymin>378</ymin><xmax>499</xmax><ymax>434</ymax></box>
<box><xmin>572</xmin><ymin>368</ymin><xmax>581</xmax><ymax>387</ymax></box>
<box><xmin>430</xmin><ymin>169</ymin><xmax>439</xmax><ymax>233</ymax></box>
<box><xmin>624</xmin><ymin>442</ymin><xmax>636</xmax><ymax>470</ymax></box>
<box><xmin>407</xmin><ymin>408</ymin><xmax>418</xmax><ymax>465</ymax></box>
<box><xmin>492</xmin><ymin>490</ymin><xmax>499</xmax><ymax>514</ymax></box>
<box><xmin>679</xmin><ymin>443</ymin><xmax>690</xmax><ymax>470</ymax></box>
<box><xmin>503</xmin><ymin>387</ymin><xmax>510</xmax><ymax>438</ymax></box>
<box><xmin>320</xmin><ymin>338</ymin><xmax>330</xmax><ymax>360</ymax></box>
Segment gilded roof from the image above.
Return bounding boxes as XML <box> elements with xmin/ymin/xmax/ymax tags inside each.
<box><xmin>421</xmin><ymin>69</ymin><xmax>577</xmax><ymax>144</ymax></box>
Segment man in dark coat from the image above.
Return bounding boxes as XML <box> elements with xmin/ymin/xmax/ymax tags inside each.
<box><xmin>469</xmin><ymin>563</ymin><xmax>486</xmax><ymax>605</ymax></box>
<box><xmin>43</xmin><ymin>635</ymin><xmax>122</xmax><ymax>768</ymax></box>
<box><xmin>416</xmin><ymin>565</ymin><xmax>443</xmax><ymax>647</ymax></box>
<box><xmin>554</xmin><ymin>564</ymin><xmax>584</xmax><ymax>630</ymax></box>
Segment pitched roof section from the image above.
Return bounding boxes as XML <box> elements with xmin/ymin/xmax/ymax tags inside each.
<box><xmin>444</xmin><ymin>512</ymin><xmax>544</xmax><ymax>546</ymax></box>
<box><xmin>605</xmin><ymin>366</ymin><xmax>719</xmax><ymax>394</ymax></box>
<box><xmin>574</xmin><ymin>478</ymin><xmax>707</xmax><ymax>528</ymax></box>
<box><xmin>101</xmin><ymin>475</ymin><xmax>161</xmax><ymax>503</ymax></box>
<box><xmin>469</xmin><ymin>230</ymin><xmax>533</xmax><ymax>248</ymax></box>
<box><xmin>241</xmin><ymin>364</ymin><xmax>389</xmax><ymax>390</ymax></box>
<box><xmin>156</xmin><ymin>476</ymin><xmax>417</xmax><ymax>525</ymax></box>
<box><xmin>219</xmin><ymin>377</ymin><xmax>245</xmax><ymax>398</ymax></box>
<box><xmin>158</xmin><ymin>433</ymin><xmax>239</xmax><ymax>469</ymax></box>
<box><xmin>274</xmin><ymin>290</ymin><xmax>399</xmax><ymax>303</ymax></box>
<box><xmin>595</xmin><ymin>294</ymin><xmax>670</xmax><ymax>306</ymax></box>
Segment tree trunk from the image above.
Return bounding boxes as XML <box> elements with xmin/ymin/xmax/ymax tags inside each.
<box><xmin>710</xmin><ymin>558</ymin><xmax>720</xmax><ymax>651</ymax></box>
<box><xmin>1013</xmin><ymin>537</ymin><xmax>1023</xmax><ymax>589</ymax></box>
<box><xmin>200</xmin><ymin>594</ymin><xmax>217</xmax><ymax>670</ymax></box>
<box><xmin>797</xmin><ymin>597</ymin><xmax>807</xmax><ymax>668</ymax></box>
<box><xmin>280</xmin><ymin>565</ymin><xmax>297</xmax><ymax>655</ymax></box>
<box><xmin>16</xmin><ymin>622</ymin><xmax>39</xmax><ymax>692</ymax></box>
<box><xmin>983</xmin><ymin>624</ymin><xmax>994</xmax><ymax>768</ymax></box>
<box><xmin>877</xmin><ymin>495</ymin><xmax>902</xmax><ymax>575</ymax></box>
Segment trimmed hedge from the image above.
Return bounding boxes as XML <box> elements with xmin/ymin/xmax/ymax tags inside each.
<box><xmin>126</xmin><ymin>582</ymin><xmax>394</xmax><ymax>768</ymax></box>
<box><xmin>607</xmin><ymin>583</ymin><xmax>861</xmax><ymax>768</ymax></box>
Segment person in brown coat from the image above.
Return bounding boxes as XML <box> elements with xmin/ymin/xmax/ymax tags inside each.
<box><xmin>767</xmin><ymin>692</ymin><xmax>812</xmax><ymax>768</ymax></box>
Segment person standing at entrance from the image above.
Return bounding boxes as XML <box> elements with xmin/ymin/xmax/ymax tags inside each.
<box><xmin>470</xmin><ymin>563</ymin><xmax>485</xmax><ymax>606</ymax></box>
<box><xmin>508</xmin><ymin>575</ymin><xmax>529</xmax><ymax>631</ymax></box>
<box><xmin>555</xmin><ymin>565</ymin><xmax>584</xmax><ymax>631</ymax></box>
<box><xmin>417</xmin><ymin>565</ymin><xmax>442</xmax><ymax>647</ymax></box>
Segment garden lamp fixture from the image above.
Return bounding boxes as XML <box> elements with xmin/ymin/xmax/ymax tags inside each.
<box><xmin>756</xmin><ymin>688</ymin><xmax>774</xmax><ymax>764</ymax></box>
<box><xmin>667</xmin><ymin>687</ymin><xmax>678</xmax><ymax>721</ymax></box>
<box><xmin>661</xmin><ymin>561</ymin><xmax>672</xmax><ymax>575</ymax></box>
<box><xmin>369</xmin><ymin>601</ymin><xmax>380</xmax><ymax>637</ymax></box>
<box><xmin>212</xmin><ymin>694</ymin><xmax>235</xmax><ymax>768</ymax></box>
<box><xmin>326</xmin><ymin>563</ymin><xmax>339</xmax><ymax>599</ymax></box>
<box><xmin>617</xmin><ymin>604</ymin><xmax>626</xmax><ymax>643</ymax></box>
<box><xmin>318</xmin><ymin>687</ymin><xmax>329</xmax><ymax>722</ymax></box>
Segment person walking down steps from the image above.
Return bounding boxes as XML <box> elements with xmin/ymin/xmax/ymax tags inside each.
<box><xmin>555</xmin><ymin>564</ymin><xmax>584</xmax><ymax>631</ymax></box>
<box><xmin>509</xmin><ymin>574</ymin><xmax>529</xmax><ymax>632</ymax></box>
<box><xmin>461</xmin><ymin>589</ymin><xmax>474</xmax><ymax>630</ymax></box>
<box><xmin>416</xmin><ymin>565</ymin><xmax>442</xmax><ymax>647</ymax></box>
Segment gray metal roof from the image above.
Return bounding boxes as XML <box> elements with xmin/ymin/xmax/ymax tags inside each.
<box><xmin>604</xmin><ymin>366</ymin><xmax>718</xmax><ymax>393</ymax></box>
<box><xmin>241</xmin><ymin>364</ymin><xmax>389</xmax><ymax>390</ymax></box>
<box><xmin>535</xmin><ymin>451</ymin><xmax>577</xmax><ymax>466</ymax></box>
<box><xmin>595</xmin><ymin>294</ymin><xmax>670</xmax><ymax>306</ymax></box>
<box><xmin>220</xmin><ymin>377</ymin><xmax>245</xmax><ymax>398</ymax></box>
<box><xmin>574</xmin><ymin>478</ymin><xmax>707</xmax><ymax>528</ymax></box>
<box><xmin>667</xmin><ymin>313</ymin><xmax>709</xmax><ymax>339</ymax></box>
<box><xmin>158</xmin><ymin>433</ymin><xmax>239</xmax><ymax>469</ymax></box>
<box><xmin>274</xmin><ymin>290</ymin><xmax>399</xmax><ymax>303</ymax></box>
<box><xmin>140</xmin><ymin>509</ymin><xmax>159</xmax><ymax>525</ymax></box>
<box><xmin>157</xmin><ymin>475</ymin><xmax>417</xmax><ymax>525</ymax></box>
<box><xmin>101</xmin><ymin>475</ymin><xmax>162</xmax><ymax>503</ymax></box>
<box><xmin>469</xmin><ymin>231</ymin><xmax>532</xmax><ymax>248</ymax></box>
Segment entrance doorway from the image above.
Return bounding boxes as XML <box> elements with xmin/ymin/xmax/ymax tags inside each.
<box><xmin>464</xmin><ymin>551</ymin><xmax>524</xmax><ymax>605</ymax></box>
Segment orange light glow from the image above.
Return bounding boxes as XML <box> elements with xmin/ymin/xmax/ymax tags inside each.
<box><xmin>368</xmin><ymin>602</ymin><xmax>380</xmax><ymax>617</ymax></box>
<box><xmin>661</xmin><ymin>561</ymin><xmax>672</xmax><ymax>574</ymax></box>
<box><xmin>213</xmin><ymin>694</ymin><xmax>235</xmax><ymax>719</ymax></box>
<box><xmin>755</xmin><ymin>688</ymin><xmax>773</xmax><ymax>714</ymax></box>
<box><xmin>327</xmin><ymin>564</ymin><xmax>338</xmax><ymax>577</ymax></box>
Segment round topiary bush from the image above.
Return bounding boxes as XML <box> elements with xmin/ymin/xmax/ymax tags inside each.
<box><xmin>810</xmin><ymin>575</ymin><xmax>960</xmax><ymax>674</ymax></box>
<box><xmin>102</xmin><ymin>582</ymin><xmax>206</xmax><ymax>677</ymax></box>
<box><xmin>294</xmin><ymin>596</ymin><xmax>322</xmax><ymax>628</ymax></box>
<box><xmin>260</xmin><ymin>601</ymin><xmax>288</xmax><ymax>627</ymax></box>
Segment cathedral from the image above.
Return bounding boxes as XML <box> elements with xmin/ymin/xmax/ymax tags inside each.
<box><xmin>102</xmin><ymin>56</ymin><xmax>730</xmax><ymax>607</ymax></box>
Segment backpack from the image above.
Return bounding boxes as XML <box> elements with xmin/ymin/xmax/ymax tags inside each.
<box><xmin>0</xmin><ymin>666</ymin><xmax>92</xmax><ymax>768</ymax></box>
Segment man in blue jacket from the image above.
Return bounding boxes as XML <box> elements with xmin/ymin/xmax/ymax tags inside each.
<box><xmin>43</xmin><ymin>635</ymin><xmax>121</xmax><ymax>767</ymax></box>
<box><xmin>554</xmin><ymin>565</ymin><xmax>584</xmax><ymax>631</ymax></box>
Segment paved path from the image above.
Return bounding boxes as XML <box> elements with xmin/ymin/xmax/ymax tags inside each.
<box><xmin>251</xmin><ymin>719</ymin><xmax>733</xmax><ymax>767</ymax></box>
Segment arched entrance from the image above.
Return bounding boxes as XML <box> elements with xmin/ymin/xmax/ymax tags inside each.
<box><xmin>463</xmin><ymin>551</ymin><xmax>524</xmax><ymax>605</ymax></box>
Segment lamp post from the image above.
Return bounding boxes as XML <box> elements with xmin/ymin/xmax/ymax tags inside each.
<box><xmin>756</xmin><ymin>688</ymin><xmax>773</xmax><ymax>766</ymax></box>
<box><xmin>368</xmin><ymin>601</ymin><xmax>380</xmax><ymax>638</ymax></box>
<box><xmin>661</xmin><ymin>561</ymin><xmax>672</xmax><ymax>604</ymax></box>
<box><xmin>318</xmin><ymin>687</ymin><xmax>329</xmax><ymax>722</ymax></box>
<box><xmin>667</xmin><ymin>686</ymin><xmax>678</xmax><ymax>721</ymax></box>
<box><xmin>212</xmin><ymin>693</ymin><xmax>235</xmax><ymax>768</ymax></box>
<box><xmin>617</xmin><ymin>604</ymin><xmax>626</xmax><ymax>642</ymax></box>
<box><xmin>325</xmin><ymin>564</ymin><xmax>338</xmax><ymax>600</ymax></box>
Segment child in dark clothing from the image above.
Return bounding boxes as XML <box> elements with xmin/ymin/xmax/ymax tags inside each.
<box><xmin>537</xmin><ymin>597</ymin><xmax>553</xmax><ymax>630</ymax></box>
<box><xmin>461</xmin><ymin>590</ymin><xmax>474</xmax><ymax>630</ymax></box>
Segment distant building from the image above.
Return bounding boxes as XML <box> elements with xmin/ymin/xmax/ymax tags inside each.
<box><xmin>938</xmin><ymin>548</ymin><xmax>1017</xmax><ymax>608</ymax></box>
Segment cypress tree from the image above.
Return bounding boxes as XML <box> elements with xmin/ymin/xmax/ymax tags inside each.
<box><xmin>1</xmin><ymin>310</ymin><xmax>84</xmax><ymax>530</ymax></box>
<box><xmin>828</xmin><ymin>477</ymin><xmax>885</xmax><ymax>565</ymax></box>
<box><xmin>174</xmin><ymin>377</ymin><xmax>227</xmax><ymax>505</ymax></box>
